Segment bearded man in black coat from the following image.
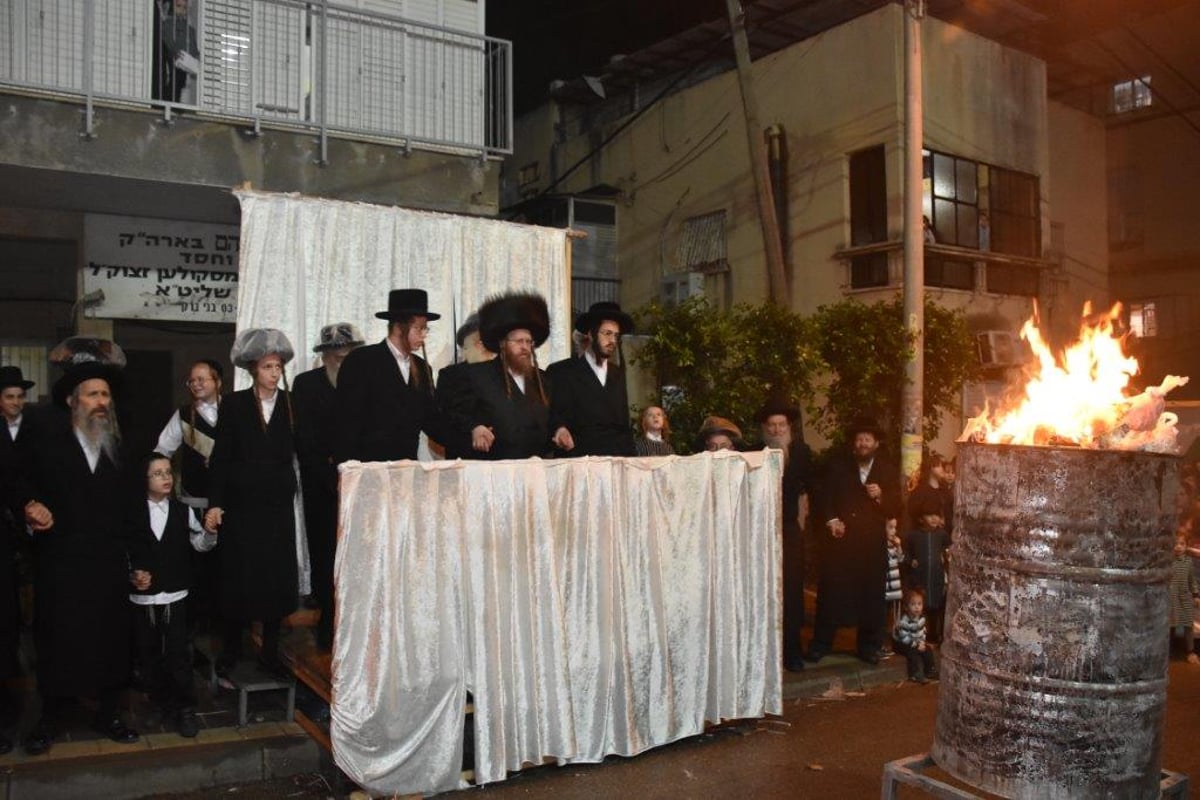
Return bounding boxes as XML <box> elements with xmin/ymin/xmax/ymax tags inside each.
<box><xmin>455</xmin><ymin>292</ymin><xmax>573</xmax><ymax>460</ymax></box>
<box><xmin>547</xmin><ymin>301</ymin><xmax>635</xmax><ymax>457</ymax></box>
<box><xmin>17</xmin><ymin>342</ymin><xmax>140</xmax><ymax>756</ymax></box>
<box><xmin>807</xmin><ymin>416</ymin><xmax>899</xmax><ymax>666</ymax></box>
<box><xmin>293</xmin><ymin>322</ymin><xmax>363</xmax><ymax>652</ymax></box>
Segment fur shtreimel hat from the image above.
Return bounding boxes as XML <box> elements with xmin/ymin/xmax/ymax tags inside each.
<box><xmin>230</xmin><ymin>328</ymin><xmax>295</xmax><ymax>368</ymax></box>
<box><xmin>698</xmin><ymin>415</ymin><xmax>744</xmax><ymax>444</ymax></box>
<box><xmin>49</xmin><ymin>337</ymin><xmax>127</xmax><ymax>408</ymax></box>
<box><xmin>846</xmin><ymin>415</ymin><xmax>886</xmax><ymax>440</ymax></box>
<box><xmin>313</xmin><ymin>322</ymin><xmax>365</xmax><ymax>353</ymax></box>
<box><xmin>478</xmin><ymin>292</ymin><xmax>550</xmax><ymax>353</ymax></box>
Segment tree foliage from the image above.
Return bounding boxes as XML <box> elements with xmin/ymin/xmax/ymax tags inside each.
<box><xmin>632</xmin><ymin>298</ymin><xmax>821</xmax><ymax>454</ymax></box>
<box><xmin>632</xmin><ymin>295</ymin><xmax>979</xmax><ymax>455</ymax></box>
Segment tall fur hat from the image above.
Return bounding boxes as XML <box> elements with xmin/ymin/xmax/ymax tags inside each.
<box><xmin>230</xmin><ymin>328</ymin><xmax>295</xmax><ymax>368</ymax></box>
<box><xmin>478</xmin><ymin>292</ymin><xmax>550</xmax><ymax>353</ymax></box>
<box><xmin>49</xmin><ymin>337</ymin><xmax>127</xmax><ymax>408</ymax></box>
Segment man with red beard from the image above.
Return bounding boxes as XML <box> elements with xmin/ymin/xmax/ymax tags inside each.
<box><xmin>455</xmin><ymin>291</ymin><xmax>572</xmax><ymax>460</ymax></box>
<box><xmin>547</xmin><ymin>301</ymin><xmax>635</xmax><ymax>457</ymax></box>
<box><xmin>17</xmin><ymin>339</ymin><xmax>139</xmax><ymax>756</ymax></box>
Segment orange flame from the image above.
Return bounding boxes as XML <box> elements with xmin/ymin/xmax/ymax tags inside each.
<box><xmin>960</xmin><ymin>302</ymin><xmax>1188</xmax><ymax>451</ymax></box>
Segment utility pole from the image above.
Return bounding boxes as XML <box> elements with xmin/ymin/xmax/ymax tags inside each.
<box><xmin>725</xmin><ymin>0</ymin><xmax>789</xmax><ymax>304</ymax></box>
<box><xmin>901</xmin><ymin>0</ymin><xmax>926</xmax><ymax>492</ymax></box>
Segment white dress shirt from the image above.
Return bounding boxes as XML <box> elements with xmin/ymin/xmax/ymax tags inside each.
<box><xmin>129</xmin><ymin>497</ymin><xmax>216</xmax><ymax>606</ymax></box>
<box><xmin>6</xmin><ymin>414</ymin><xmax>21</xmax><ymax>442</ymax></box>
<box><xmin>584</xmin><ymin>350</ymin><xmax>608</xmax><ymax>387</ymax></box>
<box><xmin>385</xmin><ymin>337</ymin><xmax>413</xmax><ymax>383</ymax></box>
<box><xmin>73</xmin><ymin>427</ymin><xmax>102</xmax><ymax>473</ymax></box>
<box><xmin>155</xmin><ymin>400</ymin><xmax>219</xmax><ymax>458</ymax></box>
<box><xmin>259</xmin><ymin>388</ymin><xmax>278</xmax><ymax>424</ymax></box>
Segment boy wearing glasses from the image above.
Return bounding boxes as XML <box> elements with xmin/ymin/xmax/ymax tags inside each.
<box><xmin>126</xmin><ymin>452</ymin><xmax>217</xmax><ymax>738</ymax></box>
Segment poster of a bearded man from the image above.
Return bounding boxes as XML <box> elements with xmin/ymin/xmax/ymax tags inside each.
<box><xmin>16</xmin><ymin>338</ymin><xmax>139</xmax><ymax>756</ymax></box>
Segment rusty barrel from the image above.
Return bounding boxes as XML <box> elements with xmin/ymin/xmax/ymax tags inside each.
<box><xmin>932</xmin><ymin>442</ymin><xmax>1179</xmax><ymax>799</ymax></box>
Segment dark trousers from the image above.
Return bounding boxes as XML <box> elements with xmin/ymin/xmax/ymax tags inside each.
<box><xmin>133</xmin><ymin>599</ymin><xmax>195</xmax><ymax>711</ymax></box>
<box><xmin>222</xmin><ymin>617</ymin><xmax>282</xmax><ymax>666</ymax></box>
<box><xmin>895</xmin><ymin>640</ymin><xmax>937</xmax><ymax>678</ymax></box>
<box><xmin>782</xmin><ymin>525</ymin><xmax>805</xmax><ymax>663</ymax></box>
<box><xmin>301</xmin><ymin>480</ymin><xmax>336</xmax><ymax>648</ymax></box>
<box><xmin>39</xmin><ymin>685</ymin><xmax>125</xmax><ymax>727</ymax></box>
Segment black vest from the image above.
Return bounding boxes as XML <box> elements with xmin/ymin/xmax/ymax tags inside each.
<box><xmin>177</xmin><ymin>402</ymin><xmax>217</xmax><ymax>500</ymax></box>
<box><xmin>128</xmin><ymin>499</ymin><xmax>196</xmax><ymax>596</ymax></box>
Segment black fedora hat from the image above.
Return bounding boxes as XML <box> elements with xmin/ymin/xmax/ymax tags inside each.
<box><xmin>755</xmin><ymin>392</ymin><xmax>800</xmax><ymax>425</ymax></box>
<box><xmin>455</xmin><ymin>312</ymin><xmax>481</xmax><ymax>349</ymax></box>
<box><xmin>375</xmin><ymin>289</ymin><xmax>441</xmax><ymax>322</ymax></box>
<box><xmin>478</xmin><ymin>291</ymin><xmax>550</xmax><ymax>353</ymax></box>
<box><xmin>52</xmin><ymin>361</ymin><xmax>121</xmax><ymax>409</ymax></box>
<box><xmin>846</xmin><ymin>415</ymin><xmax>886</xmax><ymax>440</ymax></box>
<box><xmin>574</xmin><ymin>301</ymin><xmax>634</xmax><ymax>336</ymax></box>
<box><xmin>0</xmin><ymin>366</ymin><xmax>34</xmax><ymax>392</ymax></box>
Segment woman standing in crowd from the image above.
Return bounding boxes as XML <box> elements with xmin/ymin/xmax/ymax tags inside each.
<box><xmin>204</xmin><ymin>329</ymin><xmax>299</xmax><ymax>679</ymax></box>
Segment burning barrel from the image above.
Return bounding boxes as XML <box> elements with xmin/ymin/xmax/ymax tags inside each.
<box><xmin>932</xmin><ymin>442</ymin><xmax>1179</xmax><ymax>799</ymax></box>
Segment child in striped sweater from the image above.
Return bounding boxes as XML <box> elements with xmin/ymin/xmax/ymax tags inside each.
<box><xmin>893</xmin><ymin>588</ymin><xmax>938</xmax><ymax>684</ymax></box>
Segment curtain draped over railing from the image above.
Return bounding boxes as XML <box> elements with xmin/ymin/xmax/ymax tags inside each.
<box><xmin>330</xmin><ymin>451</ymin><xmax>783</xmax><ymax>796</ymax></box>
<box><xmin>233</xmin><ymin>189</ymin><xmax>571</xmax><ymax>389</ymax></box>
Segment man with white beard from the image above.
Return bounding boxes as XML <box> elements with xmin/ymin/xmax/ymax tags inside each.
<box><xmin>16</xmin><ymin>340</ymin><xmax>139</xmax><ymax>756</ymax></box>
<box><xmin>756</xmin><ymin>395</ymin><xmax>814</xmax><ymax>673</ymax></box>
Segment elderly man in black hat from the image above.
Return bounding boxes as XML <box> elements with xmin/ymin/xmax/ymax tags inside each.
<box><xmin>334</xmin><ymin>289</ymin><xmax>457</xmax><ymax>464</ymax></box>
<box><xmin>15</xmin><ymin>340</ymin><xmax>140</xmax><ymax>755</ymax></box>
<box><xmin>807</xmin><ymin>415</ymin><xmax>899</xmax><ymax>666</ymax></box>
<box><xmin>435</xmin><ymin>312</ymin><xmax>495</xmax><ymax>461</ymax></box>
<box><xmin>756</xmin><ymin>394</ymin><xmax>814</xmax><ymax>672</ymax></box>
<box><xmin>453</xmin><ymin>291</ymin><xmax>572</xmax><ymax>459</ymax></box>
<box><xmin>294</xmin><ymin>322</ymin><xmax>364</xmax><ymax>651</ymax></box>
<box><xmin>547</xmin><ymin>301</ymin><xmax>636</xmax><ymax>457</ymax></box>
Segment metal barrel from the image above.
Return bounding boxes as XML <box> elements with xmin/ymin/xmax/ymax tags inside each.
<box><xmin>932</xmin><ymin>442</ymin><xmax>1179</xmax><ymax>799</ymax></box>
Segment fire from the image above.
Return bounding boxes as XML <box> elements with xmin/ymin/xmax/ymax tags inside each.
<box><xmin>960</xmin><ymin>302</ymin><xmax>1189</xmax><ymax>451</ymax></box>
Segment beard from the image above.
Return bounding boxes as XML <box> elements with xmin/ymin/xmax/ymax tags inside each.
<box><xmin>505</xmin><ymin>351</ymin><xmax>535</xmax><ymax>380</ymax></box>
<box><xmin>75</xmin><ymin>407</ymin><xmax>120</xmax><ymax>464</ymax></box>
<box><xmin>763</xmin><ymin>430</ymin><xmax>792</xmax><ymax>451</ymax></box>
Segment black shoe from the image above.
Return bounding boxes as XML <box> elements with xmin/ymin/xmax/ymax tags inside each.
<box><xmin>804</xmin><ymin>647</ymin><xmax>827</xmax><ymax>664</ymax></box>
<box><xmin>23</xmin><ymin>719</ymin><xmax>56</xmax><ymax>756</ymax></box>
<box><xmin>93</xmin><ymin>716</ymin><xmax>140</xmax><ymax>744</ymax></box>
<box><xmin>784</xmin><ymin>657</ymin><xmax>806</xmax><ymax>672</ymax></box>
<box><xmin>177</xmin><ymin>708</ymin><xmax>199</xmax><ymax>738</ymax></box>
<box><xmin>858</xmin><ymin>649</ymin><xmax>881</xmax><ymax>665</ymax></box>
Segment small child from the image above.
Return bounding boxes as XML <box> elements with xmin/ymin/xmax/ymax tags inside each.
<box><xmin>634</xmin><ymin>405</ymin><xmax>675</xmax><ymax>456</ymax></box>
<box><xmin>893</xmin><ymin>588</ymin><xmax>938</xmax><ymax>684</ymax></box>
<box><xmin>904</xmin><ymin>496</ymin><xmax>950</xmax><ymax>643</ymax></box>
<box><xmin>884</xmin><ymin>517</ymin><xmax>904</xmax><ymax>635</ymax></box>
<box><xmin>126</xmin><ymin>452</ymin><xmax>218</xmax><ymax>737</ymax></box>
<box><xmin>1167</xmin><ymin>531</ymin><xmax>1199</xmax><ymax>664</ymax></box>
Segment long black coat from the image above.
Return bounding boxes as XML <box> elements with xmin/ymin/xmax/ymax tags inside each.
<box><xmin>815</xmin><ymin>450</ymin><xmax>899</xmax><ymax>627</ymax></box>
<box><xmin>16</xmin><ymin>417</ymin><xmax>132</xmax><ymax>696</ymax></box>
<box><xmin>546</xmin><ymin>356</ymin><xmax>634</xmax><ymax>457</ymax></box>
<box><xmin>207</xmin><ymin>389</ymin><xmax>298</xmax><ymax>621</ymax></box>
<box><xmin>435</xmin><ymin>361</ymin><xmax>474</xmax><ymax>460</ymax></box>
<box><xmin>455</xmin><ymin>360</ymin><xmax>557</xmax><ymax>460</ymax></box>
<box><xmin>333</xmin><ymin>340</ymin><xmax>455</xmax><ymax>464</ymax></box>
<box><xmin>0</xmin><ymin>412</ymin><xmax>38</xmax><ymax>679</ymax></box>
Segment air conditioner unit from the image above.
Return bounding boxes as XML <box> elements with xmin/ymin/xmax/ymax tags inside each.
<box><xmin>661</xmin><ymin>272</ymin><xmax>705</xmax><ymax>306</ymax></box>
<box><xmin>976</xmin><ymin>330</ymin><xmax>1019</xmax><ymax>368</ymax></box>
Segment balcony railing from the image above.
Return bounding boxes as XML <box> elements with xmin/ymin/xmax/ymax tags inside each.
<box><xmin>0</xmin><ymin>0</ymin><xmax>513</xmax><ymax>156</ymax></box>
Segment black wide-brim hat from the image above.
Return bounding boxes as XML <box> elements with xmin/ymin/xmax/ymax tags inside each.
<box><xmin>455</xmin><ymin>312</ymin><xmax>481</xmax><ymax>349</ymax></box>
<box><xmin>52</xmin><ymin>361</ymin><xmax>121</xmax><ymax>409</ymax></box>
<box><xmin>376</xmin><ymin>288</ymin><xmax>441</xmax><ymax>322</ymax></box>
<box><xmin>574</xmin><ymin>301</ymin><xmax>634</xmax><ymax>336</ymax></box>
<box><xmin>846</xmin><ymin>415</ymin><xmax>886</xmax><ymax>440</ymax></box>
<box><xmin>478</xmin><ymin>291</ymin><xmax>550</xmax><ymax>353</ymax></box>
<box><xmin>755</xmin><ymin>393</ymin><xmax>800</xmax><ymax>425</ymax></box>
<box><xmin>0</xmin><ymin>365</ymin><xmax>34</xmax><ymax>391</ymax></box>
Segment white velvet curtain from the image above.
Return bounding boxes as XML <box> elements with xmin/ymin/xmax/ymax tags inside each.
<box><xmin>330</xmin><ymin>451</ymin><xmax>783</xmax><ymax>797</ymax></box>
<box><xmin>232</xmin><ymin>190</ymin><xmax>572</xmax><ymax>387</ymax></box>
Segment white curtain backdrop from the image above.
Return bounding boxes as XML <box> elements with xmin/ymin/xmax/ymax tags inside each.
<box><xmin>330</xmin><ymin>451</ymin><xmax>783</xmax><ymax>796</ymax></box>
<box><xmin>232</xmin><ymin>189</ymin><xmax>572</xmax><ymax>388</ymax></box>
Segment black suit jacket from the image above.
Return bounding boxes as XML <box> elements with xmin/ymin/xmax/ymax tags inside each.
<box><xmin>546</xmin><ymin>356</ymin><xmax>634</xmax><ymax>457</ymax></box>
<box><xmin>333</xmin><ymin>339</ymin><xmax>455</xmax><ymax>463</ymax></box>
<box><xmin>293</xmin><ymin>366</ymin><xmax>338</xmax><ymax>494</ymax></box>
<box><xmin>435</xmin><ymin>360</ymin><xmax>476</xmax><ymax>460</ymax></box>
<box><xmin>454</xmin><ymin>359</ymin><xmax>557</xmax><ymax>460</ymax></box>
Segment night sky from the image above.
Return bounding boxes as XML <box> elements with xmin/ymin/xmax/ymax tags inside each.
<box><xmin>487</xmin><ymin>0</ymin><xmax>727</xmax><ymax>113</ymax></box>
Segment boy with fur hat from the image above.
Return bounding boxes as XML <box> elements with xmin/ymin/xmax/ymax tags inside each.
<box><xmin>204</xmin><ymin>329</ymin><xmax>300</xmax><ymax>679</ymax></box>
<box><xmin>293</xmin><ymin>323</ymin><xmax>363</xmax><ymax>651</ymax></box>
<box><xmin>453</xmin><ymin>291</ymin><xmax>573</xmax><ymax>459</ymax></box>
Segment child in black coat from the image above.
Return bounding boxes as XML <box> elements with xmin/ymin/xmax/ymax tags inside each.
<box><xmin>126</xmin><ymin>452</ymin><xmax>217</xmax><ymax>737</ymax></box>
